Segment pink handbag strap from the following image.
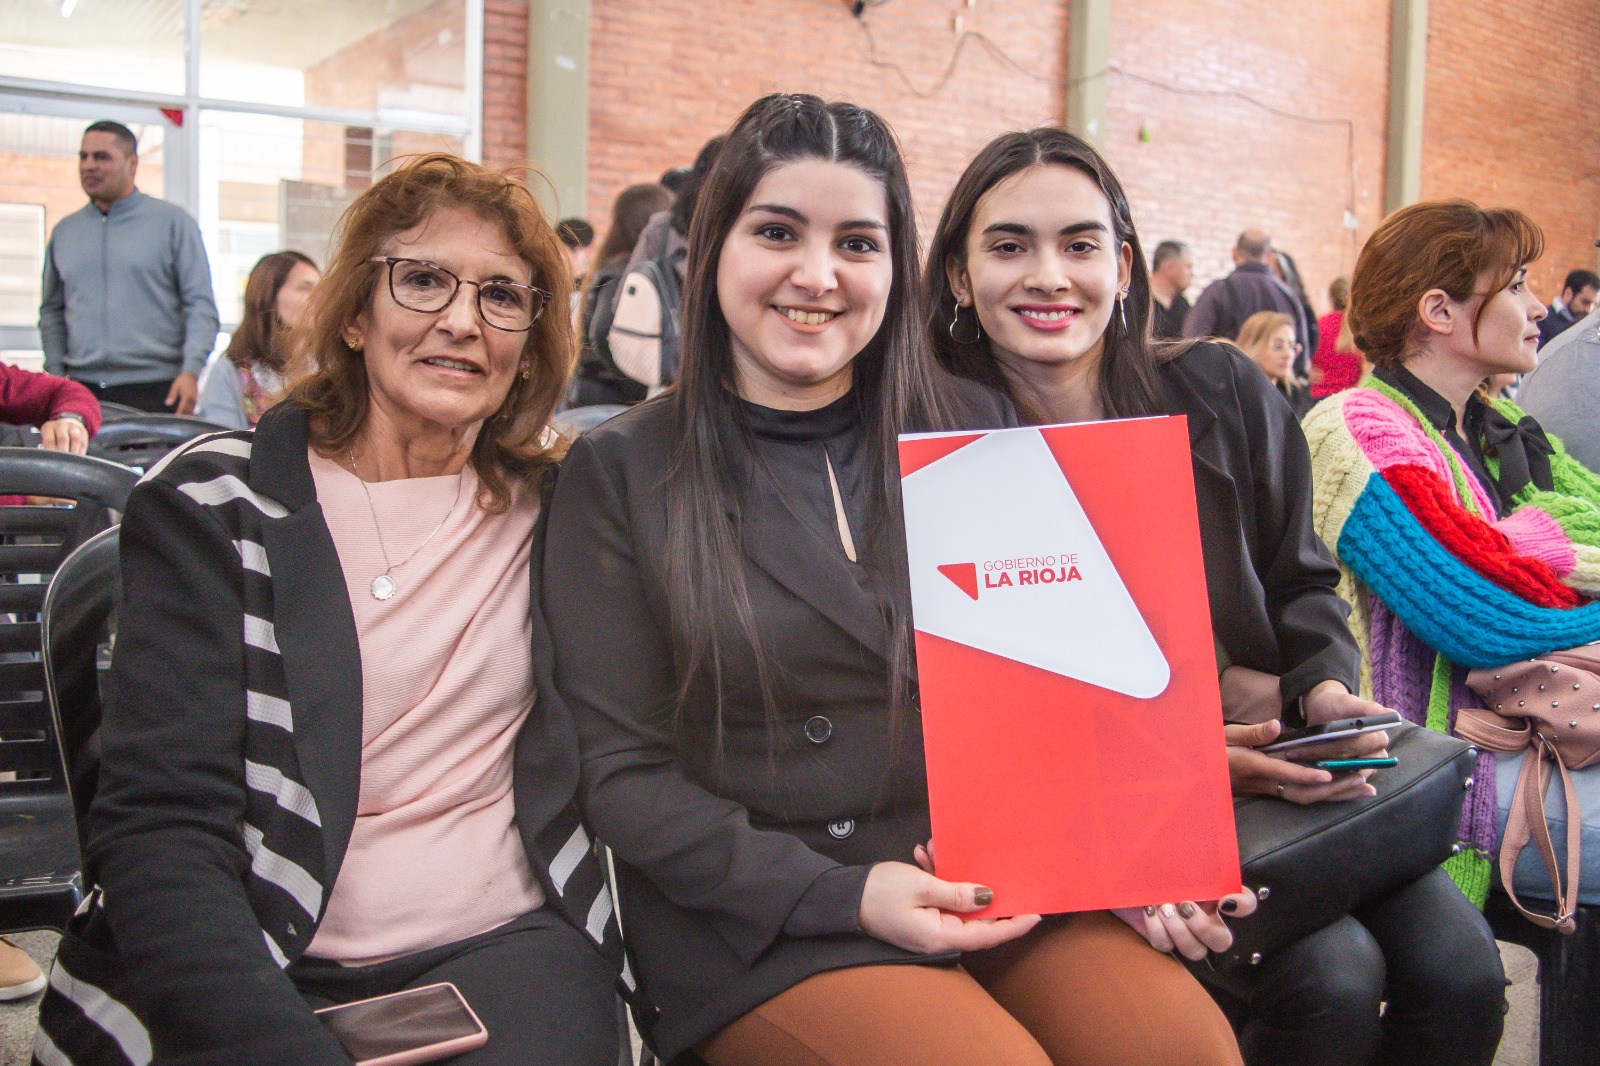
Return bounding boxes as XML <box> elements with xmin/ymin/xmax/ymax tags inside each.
<box><xmin>1454</xmin><ymin>708</ymin><xmax>1532</xmax><ymax>753</ymax></box>
<box><xmin>1499</xmin><ymin>738</ymin><xmax>1582</xmax><ymax>934</ymax></box>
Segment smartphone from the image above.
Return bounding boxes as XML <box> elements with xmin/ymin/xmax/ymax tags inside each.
<box><xmin>1312</xmin><ymin>757</ymin><xmax>1399</xmax><ymax>772</ymax></box>
<box><xmin>315</xmin><ymin>982</ymin><xmax>488</xmax><ymax>1066</ymax></box>
<box><xmin>1259</xmin><ymin>711</ymin><xmax>1402</xmax><ymax>753</ymax></box>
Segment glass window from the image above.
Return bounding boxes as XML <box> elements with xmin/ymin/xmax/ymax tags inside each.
<box><xmin>0</xmin><ymin>203</ymin><xmax>45</xmax><ymax>329</ymax></box>
<box><xmin>0</xmin><ymin>0</ymin><xmax>186</xmax><ymax>96</ymax></box>
<box><xmin>200</xmin><ymin>0</ymin><xmax>467</xmax><ymax>122</ymax></box>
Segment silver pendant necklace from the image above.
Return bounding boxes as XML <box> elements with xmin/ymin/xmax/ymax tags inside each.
<box><xmin>350</xmin><ymin>452</ymin><xmax>466</xmax><ymax>600</ymax></box>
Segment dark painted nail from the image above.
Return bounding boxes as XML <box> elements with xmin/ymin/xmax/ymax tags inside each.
<box><xmin>1178</xmin><ymin>902</ymin><xmax>1197</xmax><ymax>919</ymax></box>
<box><xmin>1220</xmin><ymin>899</ymin><xmax>1239</xmax><ymax>914</ymax></box>
<box><xmin>1144</xmin><ymin>905</ymin><xmax>1158</xmax><ymax>917</ymax></box>
<box><xmin>974</xmin><ymin>888</ymin><xmax>994</xmax><ymax>907</ymax></box>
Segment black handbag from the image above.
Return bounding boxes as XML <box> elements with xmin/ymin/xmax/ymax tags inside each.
<box><xmin>1215</xmin><ymin>721</ymin><xmax>1478</xmax><ymax>969</ymax></box>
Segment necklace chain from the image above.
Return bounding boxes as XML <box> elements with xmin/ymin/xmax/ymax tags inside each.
<box><xmin>349</xmin><ymin>451</ymin><xmax>466</xmax><ymax>600</ymax></box>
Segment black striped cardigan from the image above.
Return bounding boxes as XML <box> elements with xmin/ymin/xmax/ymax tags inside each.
<box><xmin>35</xmin><ymin>404</ymin><xmax>620</xmax><ymax>1066</ymax></box>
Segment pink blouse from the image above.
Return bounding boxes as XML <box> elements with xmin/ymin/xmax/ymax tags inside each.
<box><xmin>303</xmin><ymin>450</ymin><xmax>546</xmax><ymax>965</ymax></box>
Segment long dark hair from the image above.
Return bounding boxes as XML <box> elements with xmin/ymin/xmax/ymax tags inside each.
<box><xmin>227</xmin><ymin>250</ymin><xmax>317</xmax><ymax>373</ymax></box>
<box><xmin>925</xmin><ymin>128</ymin><xmax>1166</xmax><ymax>421</ymax></box>
<box><xmin>665</xmin><ymin>93</ymin><xmax>968</xmax><ymax>745</ymax></box>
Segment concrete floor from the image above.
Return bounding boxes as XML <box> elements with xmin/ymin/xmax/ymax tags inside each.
<box><xmin>0</xmin><ymin>934</ymin><xmax>1543</xmax><ymax>1066</ymax></box>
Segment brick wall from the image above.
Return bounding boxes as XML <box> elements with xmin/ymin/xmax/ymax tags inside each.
<box><xmin>482</xmin><ymin>0</ymin><xmax>1599</xmax><ymax>315</ymax></box>
<box><xmin>582</xmin><ymin>0</ymin><xmax>1068</xmax><ymax>235</ymax></box>
<box><xmin>483</xmin><ymin>0</ymin><xmax>529</xmax><ymax>171</ymax></box>
<box><xmin>1420</xmin><ymin>0</ymin><xmax>1600</xmax><ymax>302</ymax></box>
<box><xmin>1102</xmin><ymin>0</ymin><xmax>1392</xmax><ymax>315</ymax></box>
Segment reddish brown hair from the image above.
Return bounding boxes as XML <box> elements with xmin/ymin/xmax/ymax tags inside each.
<box><xmin>287</xmin><ymin>153</ymin><xmax>572</xmax><ymax>511</ymax></box>
<box><xmin>1348</xmin><ymin>199</ymin><xmax>1543</xmax><ymax>371</ymax></box>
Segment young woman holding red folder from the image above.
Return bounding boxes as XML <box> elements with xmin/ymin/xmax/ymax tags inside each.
<box><xmin>538</xmin><ymin>95</ymin><xmax>1254</xmax><ymax>1066</ymax></box>
<box><xmin>926</xmin><ymin>129</ymin><xmax>1505</xmax><ymax>1066</ymax></box>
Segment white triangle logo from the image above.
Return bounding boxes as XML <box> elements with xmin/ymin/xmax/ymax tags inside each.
<box><xmin>902</xmin><ymin>427</ymin><xmax>1171</xmax><ymax>699</ymax></box>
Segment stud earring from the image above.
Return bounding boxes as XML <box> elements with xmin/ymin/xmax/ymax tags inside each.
<box><xmin>519</xmin><ymin>363</ymin><xmax>531</xmax><ymax>381</ymax></box>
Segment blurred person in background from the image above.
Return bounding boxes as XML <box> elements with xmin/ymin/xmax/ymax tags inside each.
<box><xmin>1310</xmin><ymin>276</ymin><xmax>1362</xmax><ymax>399</ymax></box>
<box><xmin>1537</xmin><ymin>268</ymin><xmax>1598</xmax><ymax>349</ymax></box>
<box><xmin>1150</xmin><ymin>239</ymin><xmax>1193</xmax><ymax>340</ymax></box>
<box><xmin>40</xmin><ymin>120</ymin><xmax>218</xmax><ymax>415</ymax></box>
<box><xmin>1185</xmin><ymin>229</ymin><xmax>1308</xmax><ymax>359</ymax></box>
<box><xmin>557</xmin><ymin>217</ymin><xmax>595</xmax><ymax>289</ymax></box>
<box><xmin>571</xmin><ymin>183</ymin><xmax>672</xmax><ymax>407</ymax></box>
<box><xmin>1269</xmin><ymin>249</ymin><xmax>1319</xmax><ymax>374</ymax></box>
<box><xmin>625</xmin><ymin>135</ymin><xmax>726</xmax><ymax>278</ymax></box>
<box><xmin>0</xmin><ymin>364</ymin><xmax>100</xmax><ymax>454</ymax></box>
<box><xmin>1520</xmin><ymin>302</ymin><xmax>1600</xmax><ymax>469</ymax></box>
<box><xmin>197</xmin><ymin>251</ymin><xmax>320</xmax><ymax>429</ymax></box>
<box><xmin>1236</xmin><ymin>311</ymin><xmax>1312</xmax><ymax>418</ymax></box>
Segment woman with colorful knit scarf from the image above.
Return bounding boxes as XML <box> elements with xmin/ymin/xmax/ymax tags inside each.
<box><xmin>1304</xmin><ymin>200</ymin><xmax>1600</xmax><ymax>932</ymax></box>
<box><xmin>928</xmin><ymin>130</ymin><xmax>1506</xmax><ymax>1066</ymax></box>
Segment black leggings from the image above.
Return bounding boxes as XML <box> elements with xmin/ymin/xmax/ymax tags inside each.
<box><xmin>288</xmin><ymin>909</ymin><xmax>620</xmax><ymax>1066</ymax></box>
<box><xmin>1198</xmin><ymin>867</ymin><xmax>1506</xmax><ymax>1066</ymax></box>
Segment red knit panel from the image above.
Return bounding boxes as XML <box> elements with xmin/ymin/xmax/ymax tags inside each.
<box><xmin>1384</xmin><ymin>464</ymin><xmax>1583</xmax><ymax>609</ymax></box>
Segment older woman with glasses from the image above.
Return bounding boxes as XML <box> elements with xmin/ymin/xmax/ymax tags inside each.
<box><xmin>34</xmin><ymin>154</ymin><xmax>621</xmax><ymax>1066</ymax></box>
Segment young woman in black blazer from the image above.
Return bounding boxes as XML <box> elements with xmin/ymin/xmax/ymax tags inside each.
<box><xmin>539</xmin><ymin>94</ymin><xmax>1252</xmax><ymax>1066</ymax></box>
<box><xmin>925</xmin><ymin>127</ymin><xmax>1505</xmax><ymax>1066</ymax></box>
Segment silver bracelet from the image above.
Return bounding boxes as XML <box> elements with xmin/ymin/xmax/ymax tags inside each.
<box><xmin>49</xmin><ymin>412</ymin><xmax>87</xmax><ymax>428</ymax></box>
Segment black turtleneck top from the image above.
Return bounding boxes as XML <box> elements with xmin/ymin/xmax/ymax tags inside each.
<box><xmin>738</xmin><ymin>389</ymin><xmax>870</xmax><ymax>571</ymax></box>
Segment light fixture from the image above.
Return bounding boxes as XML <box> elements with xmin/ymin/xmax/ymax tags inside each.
<box><xmin>59</xmin><ymin>0</ymin><xmax>79</xmax><ymax>17</ymax></box>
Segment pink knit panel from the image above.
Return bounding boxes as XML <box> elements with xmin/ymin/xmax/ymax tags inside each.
<box><xmin>1342</xmin><ymin>389</ymin><xmax>1500</xmax><ymax>518</ymax></box>
<box><xmin>1495</xmin><ymin>506</ymin><xmax>1576</xmax><ymax>576</ymax></box>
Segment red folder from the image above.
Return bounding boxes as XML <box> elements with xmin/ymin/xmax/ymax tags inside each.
<box><xmin>899</xmin><ymin>417</ymin><xmax>1240</xmax><ymax>918</ymax></box>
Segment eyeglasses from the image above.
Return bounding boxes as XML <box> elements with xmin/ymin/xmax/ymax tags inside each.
<box><xmin>370</xmin><ymin>256</ymin><xmax>550</xmax><ymax>332</ymax></box>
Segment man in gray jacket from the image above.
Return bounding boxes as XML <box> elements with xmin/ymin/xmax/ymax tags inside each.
<box><xmin>39</xmin><ymin>120</ymin><xmax>218</xmax><ymax>414</ymax></box>
<box><xmin>1519</xmin><ymin>306</ymin><xmax>1600</xmax><ymax>473</ymax></box>
<box><xmin>1183</xmin><ymin>228</ymin><xmax>1309</xmax><ymax>358</ymax></box>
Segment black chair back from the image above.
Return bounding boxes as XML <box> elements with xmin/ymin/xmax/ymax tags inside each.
<box><xmin>42</xmin><ymin>528</ymin><xmax>119</xmax><ymax>850</ymax></box>
<box><xmin>94</xmin><ymin>402</ymin><xmax>146</xmax><ymax>424</ymax></box>
<box><xmin>0</xmin><ymin>450</ymin><xmax>135</xmax><ymax>929</ymax></box>
<box><xmin>88</xmin><ymin>414</ymin><xmax>228</xmax><ymax>475</ymax></box>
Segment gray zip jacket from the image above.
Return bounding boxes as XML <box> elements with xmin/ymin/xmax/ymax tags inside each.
<box><xmin>39</xmin><ymin>190</ymin><xmax>219</xmax><ymax>386</ymax></box>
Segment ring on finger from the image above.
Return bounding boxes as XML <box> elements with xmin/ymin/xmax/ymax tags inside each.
<box><xmin>1276</xmin><ymin>782</ymin><xmax>1286</xmax><ymax>799</ymax></box>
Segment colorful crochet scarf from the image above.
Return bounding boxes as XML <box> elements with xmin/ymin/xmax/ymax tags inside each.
<box><xmin>1303</xmin><ymin>379</ymin><xmax>1600</xmax><ymax>903</ymax></box>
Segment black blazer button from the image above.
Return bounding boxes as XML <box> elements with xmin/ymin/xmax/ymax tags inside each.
<box><xmin>828</xmin><ymin>818</ymin><xmax>855</xmax><ymax>839</ymax></box>
<box><xmin>804</xmin><ymin>716</ymin><xmax>833</xmax><ymax>744</ymax></box>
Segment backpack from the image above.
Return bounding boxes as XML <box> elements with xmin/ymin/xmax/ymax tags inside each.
<box><xmin>607</xmin><ymin>253</ymin><xmax>683</xmax><ymax>394</ymax></box>
<box><xmin>576</xmin><ymin>262</ymin><xmax>646</xmax><ymax>405</ymax></box>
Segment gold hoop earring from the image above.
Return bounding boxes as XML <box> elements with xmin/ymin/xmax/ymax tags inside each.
<box><xmin>949</xmin><ymin>303</ymin><xmax>982</xmax><ymax>344</ymax></box>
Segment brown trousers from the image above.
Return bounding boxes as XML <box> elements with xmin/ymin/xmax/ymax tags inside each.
<box><xmin>697</xmin><ymin>912</ymin><xmax>1243</xmax><ymax>1066</ymax></box>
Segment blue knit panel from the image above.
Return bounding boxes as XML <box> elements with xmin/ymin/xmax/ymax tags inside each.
<box><xmin>1338</xmin><ymin>475</ymin><xmax>1600</xmax><ymax>668</ymax></box>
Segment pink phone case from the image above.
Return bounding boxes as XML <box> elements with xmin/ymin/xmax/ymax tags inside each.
<box><xmin>314</xmin><ymin>981</ymin><xmax>489</xmax><ymax>1066</ymax></box>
